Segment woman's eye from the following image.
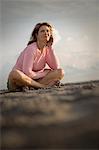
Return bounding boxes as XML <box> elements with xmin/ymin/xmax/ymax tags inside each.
<box><xmin>41</xmin><ymin>30</ymin><xmax>44</xmax><ymax>32</ymax></box>
<box><xmin>41</xmin><ymin>30</ymin><xmax>50</xmax><ymax>33</ymax></box>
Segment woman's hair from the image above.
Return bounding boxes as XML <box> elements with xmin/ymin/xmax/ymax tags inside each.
<box><xmin>27</xmin><ymin>22</ymin><xmax>54</xmax><ymax>46</ymax></box>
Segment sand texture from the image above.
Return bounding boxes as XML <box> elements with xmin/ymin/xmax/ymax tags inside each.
<box><xmin>0</xmin><ymin>80</ymin><xmax>99</xmax><ymax>149</ymax></box>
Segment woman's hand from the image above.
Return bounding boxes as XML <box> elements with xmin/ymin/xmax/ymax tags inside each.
<box><xmin>44</xmin><ymin>69</ymin><xmax>51</xmax><ymax>75</ymax></box>
<box><xmin>47</xmin><ymin>36</ymin><xmax>53</xmax><ymax>47</ymax></box>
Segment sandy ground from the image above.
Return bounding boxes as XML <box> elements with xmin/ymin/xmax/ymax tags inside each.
<box><xmin>0</xmin><ymin>80</ymin><xmax>99</xmax><ymax>149</ymax></box>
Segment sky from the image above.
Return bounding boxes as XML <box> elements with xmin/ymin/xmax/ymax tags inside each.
<box><xmin>0</xmin><ymin>0</ymin><xmax>99</xmax><ymax>89</ymax></box>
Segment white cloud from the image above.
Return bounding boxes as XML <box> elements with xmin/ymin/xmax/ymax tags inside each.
<box><xmin>53</xmin><ymin>28</ymin><xmax>61</xmax><ymax>45</ymax></box>
<box><xmin>64</xmin><ymin>33</ymin><xmax>98</xmax><ymax>54</ymax></box>
<box><xmin>58</xmin><ymin>51</ymin><xmax>99</xmax><ymax>70</ymax></box>
<box><xmin>66</xmin><ymin>36</ymin><xmax>74</xmax><ymax>42</ymax></box>
<box><xmin>83</xmin><ymin>35</ymin><xmax>89</xmax><ymax>41</ymax></box>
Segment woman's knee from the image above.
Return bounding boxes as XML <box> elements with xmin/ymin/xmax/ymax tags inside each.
<box><xmin>9</xmin><ymin>69</ymin><xmax>23</xmax><ymax>81</ymax></box>
<box><xmin>56</xmin><ymin>68</ymin><xmax>65</xmax><ymax>79</ymax></box>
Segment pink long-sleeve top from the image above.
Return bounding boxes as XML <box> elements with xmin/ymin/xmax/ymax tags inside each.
<box><xmin>13</xmin><ymin>42</ymin><xmax>60</xmax><ymax>79</ymax></box>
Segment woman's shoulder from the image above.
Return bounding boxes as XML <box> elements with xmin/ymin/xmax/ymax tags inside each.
<box><xmin>25</xmin><ymin>42</ymin><xmax>37</xmax><ymax>53</ymax></box>
<box><xmin>27</xmin><ymin>42</ymin><xmax>37</xmax><ymax>49</ymax></box>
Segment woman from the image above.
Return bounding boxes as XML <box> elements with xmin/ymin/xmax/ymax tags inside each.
<box><xmin>7</xmin><ymin>22</ymin><xmax>64</xmax><ymax>91</ymax></box>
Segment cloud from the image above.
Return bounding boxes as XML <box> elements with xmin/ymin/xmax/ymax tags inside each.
<box><xmin>58</xmin><ymin>51</ymin><xmax>99</xmax><ymax>70</ymax></box>
<box><xmin>53</xmin><ymin>28</ymin><xmax>61</xmax><ymax>45</ymax></box>
<box><xmin>66</xmin><ymin>36</ymin><xmax>74</xmax><ymax>42</ymax></box>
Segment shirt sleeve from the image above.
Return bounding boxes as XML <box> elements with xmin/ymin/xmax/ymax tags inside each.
<box><xmin>46</xmin><ymin>47</ymin><xmax>60</xmax><ymax>70</ymax></box>
<box><xmin>22</xmin><ymin>46</ymin><xmax>47</xmax><ymax>79</ymax></box>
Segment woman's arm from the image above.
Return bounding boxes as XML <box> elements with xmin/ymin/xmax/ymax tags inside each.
<box><xmin>46</xmin><ymin>47</ymin><xmax>60</xmax><ymax>70</ymax></box>
<box><xmin>22</xmin><ymin>47</ymin><xmax>47</xmax><ymax>79</ymax></box>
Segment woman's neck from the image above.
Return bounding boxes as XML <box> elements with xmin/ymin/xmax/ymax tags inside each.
<box><xmin>37</xmin><ymin>40</ymin><xmax>47</xmax><ymax>52</ymax></box>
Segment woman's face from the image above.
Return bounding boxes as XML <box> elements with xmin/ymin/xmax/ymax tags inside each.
<box><xmin>36</xmin><ymin>25</ymin><xmax>51</xmax><ymax>43</ymax></box>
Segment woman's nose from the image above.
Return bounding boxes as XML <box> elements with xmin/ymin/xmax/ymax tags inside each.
<box><xmin>45</xmin><ymin>31</ymin><xmax>49</xmax><ymax>36</ymax></box>
<box><xmin>45</xmin><ymin>30</ymin><xmax>48</xmax><ymax>34</ymax></box>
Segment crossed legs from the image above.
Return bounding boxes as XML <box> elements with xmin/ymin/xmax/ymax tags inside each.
<box><xmin>7</xmin><ymin>68</ymin><xmax>64</xmax><ymax>90</ymax></box>
<box><xmin>37</xmin><ymin>69</ymin><xmax>64</xmax><ymax>86</ymax></box>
